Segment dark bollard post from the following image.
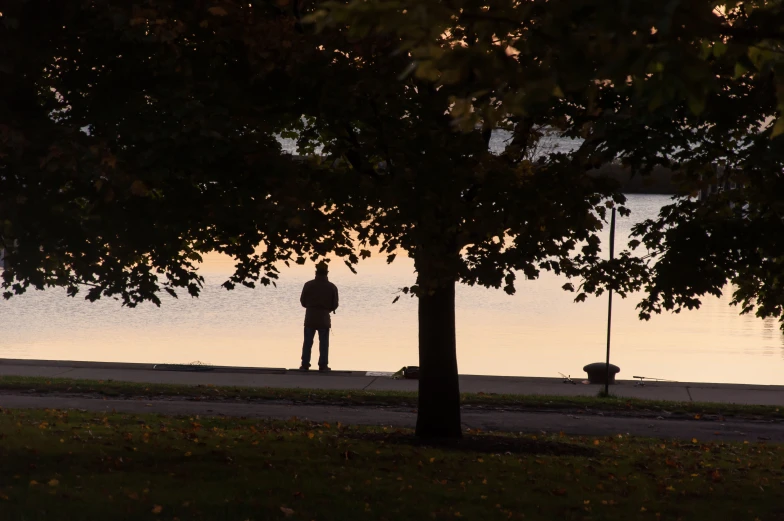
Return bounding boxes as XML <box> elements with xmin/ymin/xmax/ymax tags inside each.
<box><xmin>604</xmin><ymin>207</ymin><xmax>616</xmax><ymax>397</ymax></box>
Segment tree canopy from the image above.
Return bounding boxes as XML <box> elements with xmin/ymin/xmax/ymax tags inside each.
<box><xmin>3</xmin><ymin>0</ymin><xmax>784</xmax><ymax>439</ymax></box>
<box><xmin>317</xmin><ymin>0</ymin><xmax>784</xmax><ymax>325</ymax></box>
<box><xmin>304</xmin><ymin>30</ymin><xmax>634</xmax><ymax>437</ymax></box>
<box><xmin>1</xmin><ymin>0</ymin><xmax>354</xmax><ymax>305</ymax></box>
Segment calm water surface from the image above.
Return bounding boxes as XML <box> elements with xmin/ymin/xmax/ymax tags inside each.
<box><xmin>2</xmin><ymin>194</ymin><xmax>782</xmax><ymax>384</ymax></box>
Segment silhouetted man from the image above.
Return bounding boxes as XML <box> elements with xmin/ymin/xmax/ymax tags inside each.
<box><xmin>299</xmin><ymin>263</ymin><xmax>339</xmax><ymax>371</ymax></box>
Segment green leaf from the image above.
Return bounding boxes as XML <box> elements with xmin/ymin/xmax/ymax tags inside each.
<box><xmin>733</xmin><ymin>62</ymin><xmax>748</xmax><ymax>79</ymax></box>
<box><xmin>130</xmin><ymin>180</ymin><xmax>149</xmax><ymax>196</ymax></box>
<box><xmin>771</xmin><ymin>117</ymin><xmax>784</xmax><ymax>139</ymax></box>
<box><xmin>688</xmin><ymin>96</ymin><xmax>706</xmax><ymax>115</ymax></box>
<box><xmin>414</xmin><ymin>61</ymin><xmax>440</xmax><ymax>82</ymax></box>
<box><xmin>699</xmin><ymin>41</ymin><xmax>712</xmax><ymax>60</ymax></box>
<box><xmin>712</xmin><ymin>41</ymin><xmax>727</xmax><ymax>58</ymax></box>
<box><xmin>648</xmin><ymin>92</ymin><xmax>664</xmax><ymax>111</ymax></box>
<box><xmin>207</xmin><ymin>6</ymin><xmax>228</xmax><ymax>16</ymax></box>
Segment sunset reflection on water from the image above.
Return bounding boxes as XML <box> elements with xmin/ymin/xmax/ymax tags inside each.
<box><xmin>1</xmin><ymin>195</ymin><xmax>782</xmax><ymax>385</ymax></box>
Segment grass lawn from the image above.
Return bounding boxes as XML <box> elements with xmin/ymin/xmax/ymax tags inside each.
<box><xmin>0</xmin><ymin>407</ymin><xmax>783</xmax><ymax>520</ymax></box>
<box><xmin>1</xmin><ymin>375</ymin><xmax>783</xmax><ymax>420</ymax></box>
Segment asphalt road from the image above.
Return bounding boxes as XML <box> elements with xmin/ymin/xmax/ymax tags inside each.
<box><xmin>1</xmin><ymin>393</ymin><xmax>782</xmax><ymax>442</ymax></box>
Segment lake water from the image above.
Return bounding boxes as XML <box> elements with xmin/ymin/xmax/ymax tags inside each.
<box><xmin>1</xmin><ymin>194</ymin><xmax>783</xmax><ymax>385</ymax></box>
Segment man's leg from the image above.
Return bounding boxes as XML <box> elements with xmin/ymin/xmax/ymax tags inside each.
<box><xmin>317</xmin><ymin>327</ymin><xmax>330</xmax><ymax>369</ymax></box>
<box><xmin>301</xmin><ymin>327</ymin><xmax>317</xmax><ymax>369</ymax></box>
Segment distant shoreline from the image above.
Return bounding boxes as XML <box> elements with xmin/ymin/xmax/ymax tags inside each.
<box><xmin>290</xmin><ymin>154</ymin><xmax>681</xmax><ymax>195</ymax></box>
<box><xmin>590</xmin><ymin>164</ymin><xmax>679</xmax><ymax>195</ymax></box>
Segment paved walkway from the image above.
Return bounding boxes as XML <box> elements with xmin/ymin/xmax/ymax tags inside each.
<box><xmin>0</xmin><ymin>393</ymin><xmax>781</xmax><ymax>442</ymax></box>
<box><xmin>1</xmin><ymin>358</ymin><xmax>783</xmax><ymax>406</ymax></box>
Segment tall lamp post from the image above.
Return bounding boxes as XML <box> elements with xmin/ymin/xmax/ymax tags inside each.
<box><xmin>604</xmin><ymin>207</ymin><xmax>616</xmax><ymax>397</ymax></box>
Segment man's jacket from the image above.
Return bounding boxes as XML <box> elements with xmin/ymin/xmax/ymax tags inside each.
<box><xmin>300</xmin><ymin>274</ymin><xmax>339</xmax><ymax>329</ymax></box>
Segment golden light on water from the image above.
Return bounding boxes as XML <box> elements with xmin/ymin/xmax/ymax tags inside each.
<box><xmin>1</xmin><ymin>196</ymin><xmax>782</xmax><ymax>384</ymax></box>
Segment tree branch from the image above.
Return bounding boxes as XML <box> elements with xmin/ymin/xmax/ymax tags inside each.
<box><xmin>370</xmin><ymin>98</ymin><xmax>395</xmax><ymax>174</ymax></box>
<box><xmin>341</xmin><ymin>123</ymin><xmax>381</xmax><ymax>178</ymax></box>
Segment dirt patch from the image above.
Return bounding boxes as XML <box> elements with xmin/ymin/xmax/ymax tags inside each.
<box><xmin>346</xmin><ymin>431</ymin><xmax>599</xmax><ymax>457</ymax></box>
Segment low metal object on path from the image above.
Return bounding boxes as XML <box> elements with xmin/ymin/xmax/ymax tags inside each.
<box><xmin>558</xmin><ymin>373</ymin><xmax>578</xmax><ymax>385</ymax></box>
<box><xmin>152</xmin><ymin>361</ymin><xmax>215</xmax><ymax>372</ymax></box>
<box><xmin>633</xmin><ymin>375</ymin><xmax>677</xmax><ymax>387</ymax></box>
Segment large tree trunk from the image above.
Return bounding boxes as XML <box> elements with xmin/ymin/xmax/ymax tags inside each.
<box><xmin>415</xmin><ymin>276</ymin><xmax>462</xmax><ymax>439</ymax></box>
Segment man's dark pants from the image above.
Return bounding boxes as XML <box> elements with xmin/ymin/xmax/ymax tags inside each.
<box><xmin>301</xmin><ymin>327</ymin><xmax>329</xmax><ymax>368</ymax></box>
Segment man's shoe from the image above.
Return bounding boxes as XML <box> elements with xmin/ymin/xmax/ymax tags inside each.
<box><xmin>318</xmin><ymin>366</ymin><xmax>331</xmax><ymax>372</ymax></box>
<box><xmin>299</xmin><ymin>365</ymin><xmax>310</xmax><ymax>371</ymax></box>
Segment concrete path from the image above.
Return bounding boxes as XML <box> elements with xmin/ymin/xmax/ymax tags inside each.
<box><xmin>1</xmin><ymin>358</ymin><xmax>784</xmax><ymax>406</ymax></box>
<box><xmin>0</xmin><ymin>394</ymin><xmax>781</xmax><ymax>442</ymax></box>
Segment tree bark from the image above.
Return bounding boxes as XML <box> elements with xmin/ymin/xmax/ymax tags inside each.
<box><xmin>415</xmin><ymin>275</ymin><xmax>462</xmax><ymax>439</ymax></box>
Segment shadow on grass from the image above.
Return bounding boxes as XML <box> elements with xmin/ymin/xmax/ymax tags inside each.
<box><xmin>345</xmin><ymin>432</ymin><xmax>599</xmax><ymax>456</ymax></box>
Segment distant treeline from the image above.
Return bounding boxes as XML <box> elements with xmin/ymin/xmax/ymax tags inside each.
<box><xmin>291</xmin><ymin>154</ymin><xmax>681</xmax><ymax>195</ymax></box>
<box><xmin>590</xmin><ymin>164</ymin><xmax>679</xmax><ymax>195</ymax></box>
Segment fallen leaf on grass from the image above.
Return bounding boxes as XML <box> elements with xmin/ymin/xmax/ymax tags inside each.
<box><xmin>29</xmin><ymin>481</ymin><xmax>38</xmax><ymax>486</ymax></box>
<box><xmin>151</xmin><ymin>505</ymin><xmax>163</xmax><ymax>514</ymax></box>
<box><xmin>280</xmin><ymin>506</ymin><xmax>295</xmax><ymax>517</ymax></box>
<box><xmin>48</xmin><ymin>479</ymin><xmax>59</xmax><ymax>487</ymax></box>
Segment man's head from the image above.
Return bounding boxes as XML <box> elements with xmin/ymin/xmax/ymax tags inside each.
<box><xmin>315</xmin><ymin>261</ymin><xmax>329</xmax><ymax>276</ymax></box>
